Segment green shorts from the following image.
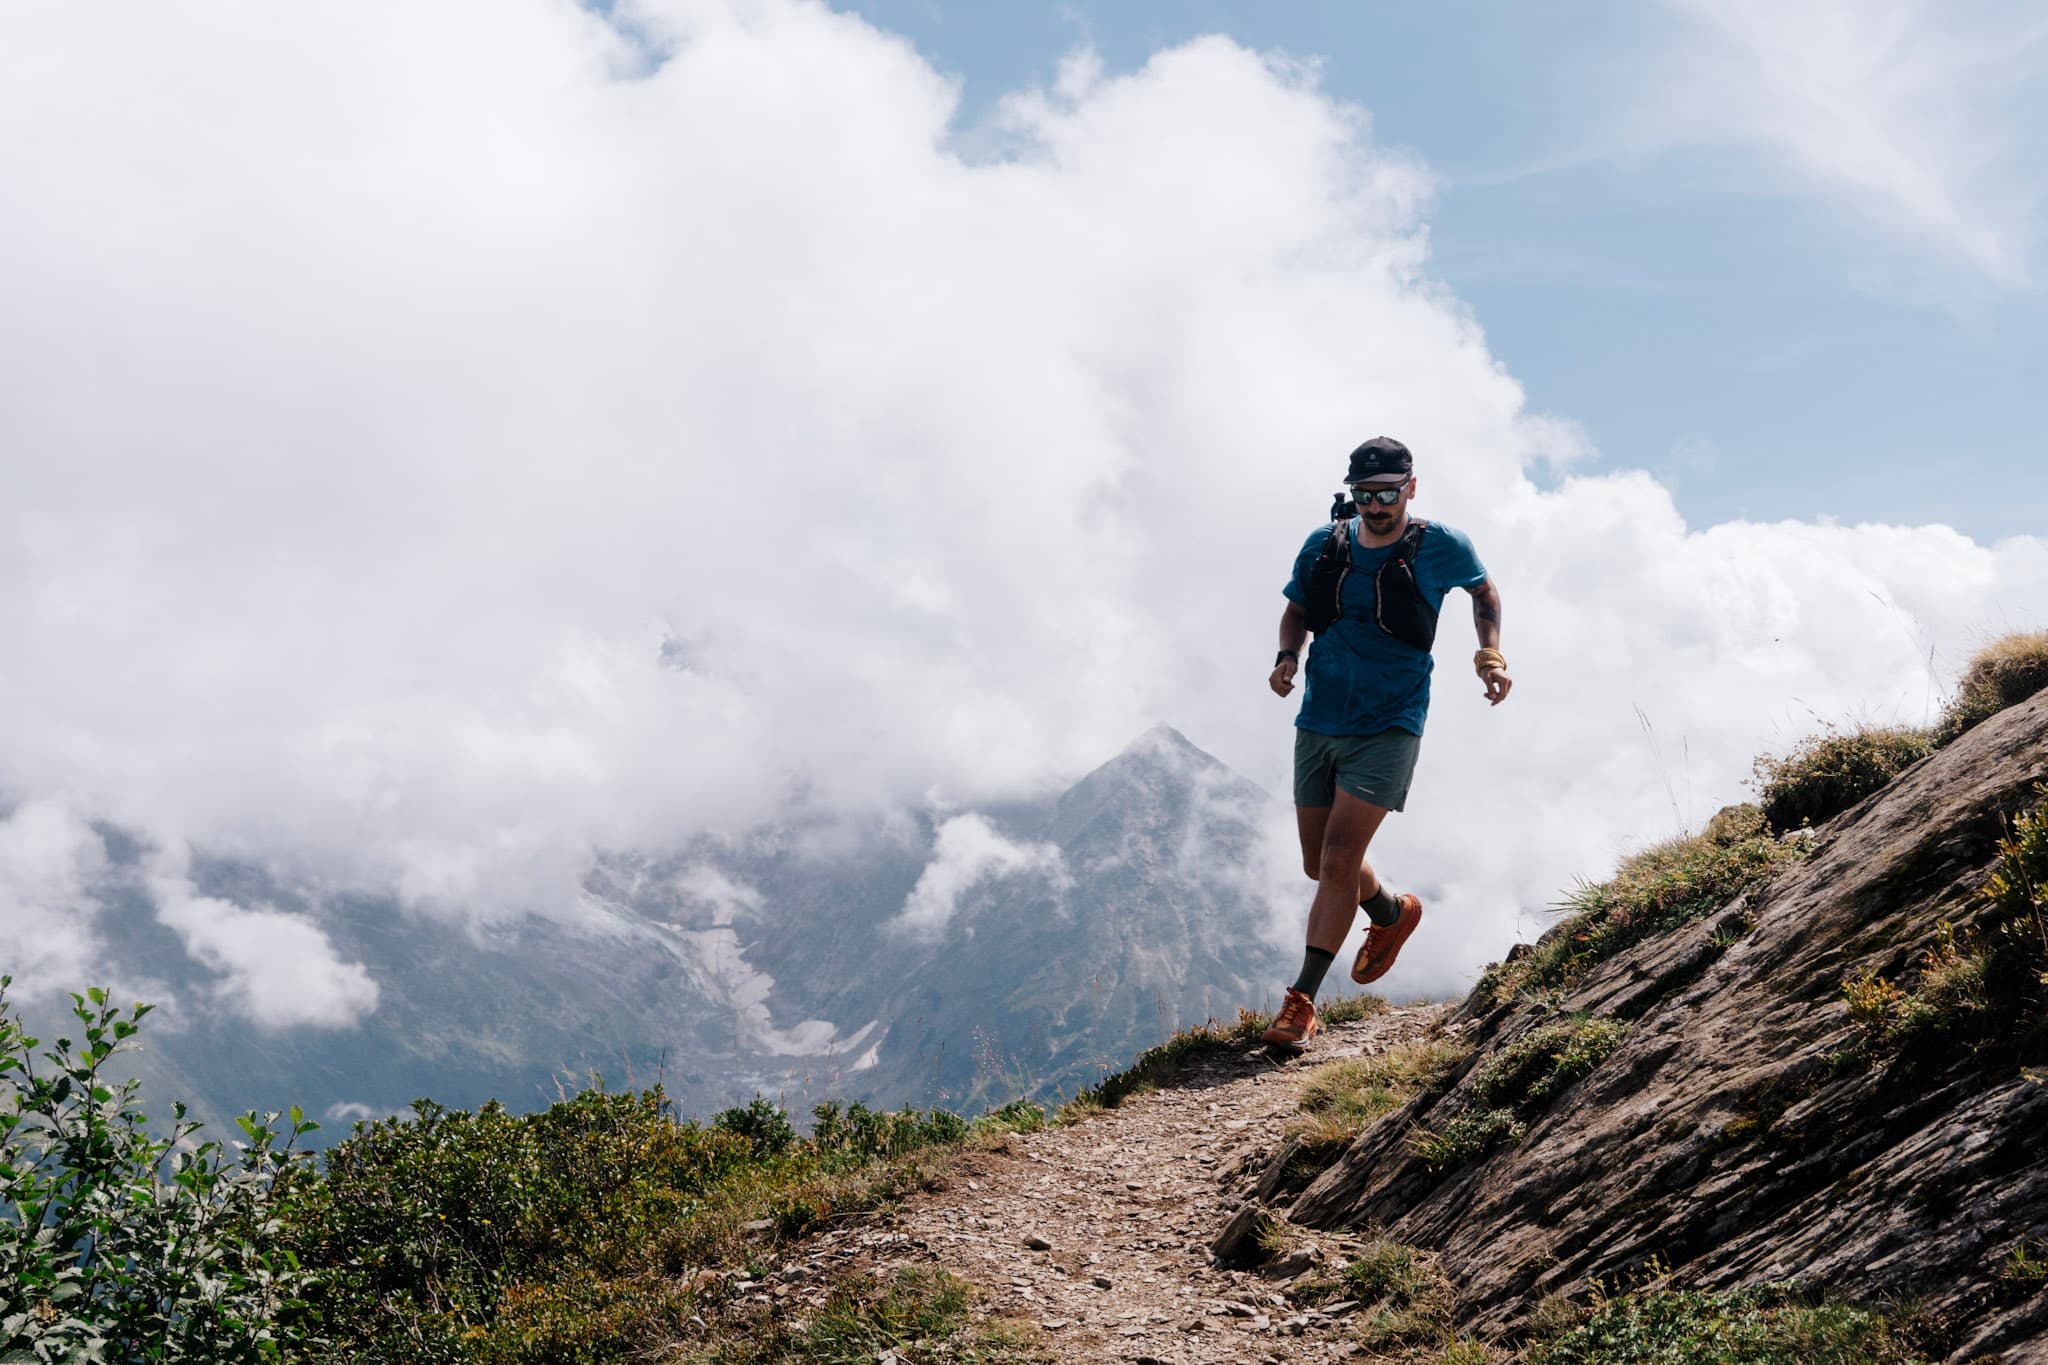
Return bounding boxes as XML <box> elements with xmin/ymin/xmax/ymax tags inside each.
<box><xmin>1293</xmin><ymin>727</ymin><xmax>1423</xmax><ymax>812</ymax></box>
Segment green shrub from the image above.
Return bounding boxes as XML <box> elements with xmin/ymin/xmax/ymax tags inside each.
<box><xmin>470</xmin><ymin>1271</ymin><xmax>697</xmax><ymax>1365</ymax></box>
<box><xmin>290</xmin><ymin>1088</ymin><xmax>751</xmax><ymax>1360</ymax></box>
<box><xmin>1472</xmin><ymin>1014</ymin><xmax>1629</xmax><ymax>1113</ymax></box>
<box><xmin>714</xmin><ymin>1096</ymin><xmax>797</xmax><ymax>1157</ymax></box>
<box><xmin>1752</xmin><ymin>726</ymin><xmax>1933</xmax><ymax>833</ymax></box>
<box><xmin>1408</xmin><ymin>1107</ymin><xmax>1526</xmax><ymax>1170</ymax></box>
<box><xmin>807</xmin><ymin>1100</ymin><xmax>968</xmax><ymax>1166</ymax></box>
<box><xmin>0</xmin><ymin>980</ymin><xmax>317</xmax><ymax>1364</ymax></box>
<box><xmin>1528</xmin><ymin>1284</ymin><xmax>1930</xmax><ymax>1364</ymax></box>
<box><xmin>1937</xmin><ymin>630</ymin><xmax>2048</xmax><ymax>745</ymax></box>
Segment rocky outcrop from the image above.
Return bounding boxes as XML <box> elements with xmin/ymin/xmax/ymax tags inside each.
<box><xmin>1287</xmin><ymin>690</ymin><xmax>2048</xmax><ymax>1362</ymax></box>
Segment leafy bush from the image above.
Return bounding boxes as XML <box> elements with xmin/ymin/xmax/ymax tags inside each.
<box><xmin>0</xmin><ymin>980</ymin><xmax>316</xmax><ymax>1364</ymax></box>
<box><xmin>713</xmin><ymin>1096</ymin><xmax>797</xmax><ymax>1158</ymax></box>
<box><xmin>1528</xmin><ymin>1284</ymin><xmax>1930</xmax><ymax>1364</ymax></box>
<box><xmin>1751</xmin><ymin>726</ymin><xmax>1932</xmax><ymax>833</ymax></box>
<box><xmin>976</xmin><ymin>1099</ymin><xmax>1049</xmax><ymax>1135</ymax></box>
<box><xmin>470</xmin><ymin>1271</ymin><xmax>697</xmax><ymax>1365</ymax></box>
<box><xmin>288</xmin><ymin>1083</ymin><xmax>996</xmax><ymax>1361</ymax></box>
<box><xmin>807</xmin><ymin>1101</ymin><xmax>967</xmax><ymax>1165</ymax></box>
<box><xmin>1408</xmin><ymin>1107</ymin><xmax>1526</xmax><ymax>1169</ymax></box>
<box><xmin>1937</xmin><ymin>630</ymin><xmax>2048</xmax><ymax>745</ymax></box>
<box><xmin>289</xmin><ymin>1088</ymin><xmax>751</xmax><ymax>1361</ymax></box>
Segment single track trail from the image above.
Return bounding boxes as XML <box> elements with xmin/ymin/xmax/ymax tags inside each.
<box><xmin>807</xmin><ymin>1003</ymin><xmax>1448</xmax><ymax>1364</ymax></box>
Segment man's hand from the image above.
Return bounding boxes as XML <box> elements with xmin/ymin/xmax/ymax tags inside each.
<box><xmin>1481</xmin><ymin>666</ymin><xmax>1512</xmax><ymax>706</ymax></box>
<box><xmin>1270</xmin><ymin>657</ymin><xmax>1299</xmax><ymax>697</ymax></box>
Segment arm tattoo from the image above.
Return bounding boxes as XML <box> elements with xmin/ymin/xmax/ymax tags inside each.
<box><xmin>1472</xmin><ymin>585</ymin><xmax>1501</xmax><ymax>626</ymax></box>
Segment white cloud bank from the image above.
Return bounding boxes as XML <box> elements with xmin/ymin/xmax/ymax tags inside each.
<box><xmin>0</xmin><ymin>0</ymin><xmax>2043</xmax><ymax>1013</ymax></box>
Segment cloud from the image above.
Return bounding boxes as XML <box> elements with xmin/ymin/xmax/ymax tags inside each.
<box><xmin>0</xmin><ymin>801</ymin><xmax>111</xmax><ymax>1000</ymax></box>
<box><xmin>892</xmin><ymin>814</ymin><xmax>1067</xmax><ymax>941</ymax></box>
<box><xmin>0</xmin><ymin>0</ymin><xmax>2041</xmax><ymax>1008</ymax></box>
<box><xmin>1647</xmin><ymin>0</ymin><xmax>2045</xmax><ymax>286</ymax></box>
<box><xmin>148</xmin><ymin>854</ymin><xmax>380</xmax><ymax>1029</ymax></box>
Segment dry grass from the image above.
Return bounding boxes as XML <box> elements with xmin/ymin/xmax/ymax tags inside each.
<box><xmin>1062</xmin><ymin>991</ymin><xmax>1390</xmax><ymax>1118</ymax></box>
<box><xmin>1751</xmin><ymin>725</ymin><xmax>1933</xmax><ymax>833</ymax></box>
<box><xmin>1487</xmin><ymin>807</ymin><xmax>1806</xmax><ymax>1003</ymax></box>
<box><xmin>1938</xmin><ymin>629</ymin><xmax>2048</xmax><ymax>744</ymax></box>
<box><xmin>1292</xmin><ymin>1036</ymin><xmax>1470</xmax><ymax>1143</ymax></box>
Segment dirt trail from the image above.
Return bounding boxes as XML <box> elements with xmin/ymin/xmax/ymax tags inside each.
<box><xmin>806</xmin><ymin>1003</ymin><xmax>1447</xmax><ymax>1364</ymax></box>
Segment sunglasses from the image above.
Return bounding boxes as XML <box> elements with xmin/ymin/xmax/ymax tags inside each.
<box><xmin>1348</xmin><ymin>481</ymin><xmax>1410</xmax><ymax>507</ymax></box>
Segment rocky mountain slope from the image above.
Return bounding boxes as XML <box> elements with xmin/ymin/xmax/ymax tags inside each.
<box><xmin>49</xmin><ymin>725</ymin><xmax>1292</xmax><ymax>1133</ymax></box>
<box><xmin>1272</xmin><ymin>688</ymin><xmax>2048</xmax><ymax>1359</ymax></box>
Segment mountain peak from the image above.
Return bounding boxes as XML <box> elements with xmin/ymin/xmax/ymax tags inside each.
<box><xmin>1126</xmin><ymin>722</ymin><xmax>1206</xmax><ymax>761</ymax></box>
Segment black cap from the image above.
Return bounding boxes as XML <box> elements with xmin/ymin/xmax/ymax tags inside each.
<box><xmin>1346</xmin><ymin>436</ymin><xmax>1413</xmax><ymax>483</ymax></box>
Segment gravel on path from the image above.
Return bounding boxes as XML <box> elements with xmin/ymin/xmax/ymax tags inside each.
<box><xmin>805</xmin><ymin>1003</ymin><xmax>1448</xmax><ymax>1365</ymax></box>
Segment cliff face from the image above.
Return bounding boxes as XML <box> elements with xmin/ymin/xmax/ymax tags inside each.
<box><xmin>1287</xmin><ymin>690</ymin><xmax>2048</xmax><ymax>1362</ymax></box>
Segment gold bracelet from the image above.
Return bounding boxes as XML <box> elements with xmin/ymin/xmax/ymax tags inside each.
<box><xmin>1474</xmin><ymin>648</ymin><xmax>1507</xmax><ymax>675</ymax></box>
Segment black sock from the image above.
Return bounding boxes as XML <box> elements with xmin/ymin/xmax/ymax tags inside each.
<box><xmin>1291</xmin><ymin>946</ymin><xmax>1336</xmax><ymax>999</ymax></box>
<box><xmin>1361</xmin><ymin>883</ymin><xmax>1401</xmax><ymax>928</ymax></box>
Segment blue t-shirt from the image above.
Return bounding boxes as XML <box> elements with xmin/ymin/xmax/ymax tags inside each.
<box><xmin>1283</xmin><ymin>518</ymin><xmax>1489</xmax><ymax>738</ymax></box>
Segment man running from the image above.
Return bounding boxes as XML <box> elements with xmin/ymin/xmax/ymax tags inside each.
<box><xmin>1260</xmin><ymin>436</ymin><xmax>1511</xmax><ymax>1049</ymax></box>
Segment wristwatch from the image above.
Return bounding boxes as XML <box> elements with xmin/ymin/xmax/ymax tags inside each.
<box><xmin>1275</xmin><ymin>649</ymin><xmax>1299</xmax><ymax>666</ymax></box>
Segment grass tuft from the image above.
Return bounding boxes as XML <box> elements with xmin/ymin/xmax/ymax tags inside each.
<box><xmin>1335</xmin><ymin>1240</ymin><xmax>1460</xmax><ymax>1349</ymax></box>
<box><xmin>1489</xmin><ymin>807</ymin><xmax>1806</xmax><ymax>1002</ymax></box>
<box><xmin>1751</xmin><ymin>725</ymin><xmax>1933</xmax><ymax>834</ymax></box>
<box><xmin>1297</xmin><ymin>1037</ymin><xmax>1470</xmax><ymax>1125</ymax></box>
<box><xmin>2000</xmin><ymin>1240</ymin><xmax>2048</xmax><ymax>1290</ymax></box>
<box><xmin>1062</xmin><ymin>992</ymin><xmax>1388</xmax><ymax>1117</ymax></box>
<box><xmin>1936</xmin><ymin>629</ymin><xmax>2048</xmax><ymax>745</ymax></box>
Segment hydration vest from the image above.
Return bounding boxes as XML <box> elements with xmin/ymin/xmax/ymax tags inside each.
<box><xmin>1302</xmin><ymin>514</ymin><xmax>1438</xmax><ymax>652</ymax></box>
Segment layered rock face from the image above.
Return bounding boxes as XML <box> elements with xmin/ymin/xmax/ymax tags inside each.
<box><xmin>1287</xmin><ymin>691</ymin><xmax>2048</xmax><ymax>1362</ymax></box>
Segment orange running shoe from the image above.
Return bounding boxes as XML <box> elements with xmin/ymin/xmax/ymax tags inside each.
<box><xmin>1259</xmin><ymin>987</ymin><xmax>1318</xmax><ymax>1049</ymax></box>
<box><xmin>1351</xmin><ymin>893</ymin><xmax>1423</xmax><ymax>984</ymax></box>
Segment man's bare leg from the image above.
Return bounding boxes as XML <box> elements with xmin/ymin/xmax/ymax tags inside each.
<box><xmin>1265</xmin><ymin>792</ymin><xmax>1392</xmax><ymax>1046</ymax></box>
<box><xmin>1302</xmin><ymin>790</ymin><xmax>1390</xmax><ymax>954</ymax></box>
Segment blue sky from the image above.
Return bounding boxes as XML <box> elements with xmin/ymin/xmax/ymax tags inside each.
<box><xmin>841</xmin><ymin>0</ymin><xmax>2048</xmax><ymax>540</ymax></box>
